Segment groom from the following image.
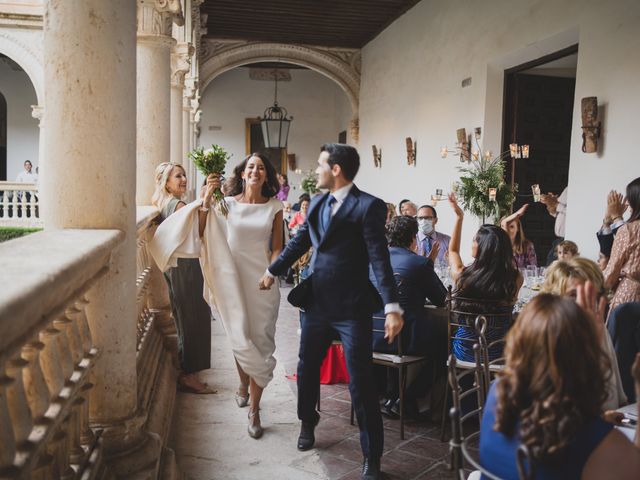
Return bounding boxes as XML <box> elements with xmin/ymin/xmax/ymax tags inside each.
<box><xmin>260</xmin><ymin>144</ymin><xmax>403</xmax><ymax>480</ymax></box>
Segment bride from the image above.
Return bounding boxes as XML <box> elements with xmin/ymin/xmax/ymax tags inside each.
<box><xmin>150</xmin><ymin>153</ymin><xmax>283</xmax><ymax>439</ymax></box>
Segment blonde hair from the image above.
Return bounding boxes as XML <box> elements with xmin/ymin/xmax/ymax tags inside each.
<box><xmin>151</xmin><ymin>162</ymin><xmax>186</xmax><ymax>210</ymax></box>
<box><xmin>540</xmin><ymin>257</ymin><xmax>605</xmax><ymax>296</ymax></box>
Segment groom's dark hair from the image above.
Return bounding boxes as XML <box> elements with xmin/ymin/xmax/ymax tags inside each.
<box><xmin>321</xmin><ymin>143</ymin><xmax>360</xmax><ymax>181</ymax></box>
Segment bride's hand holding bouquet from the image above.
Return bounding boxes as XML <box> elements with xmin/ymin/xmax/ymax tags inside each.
<box><xmin>189</xmin><ymin>144</ymin><xmax>231</xmax><ymax>217</ymax></box>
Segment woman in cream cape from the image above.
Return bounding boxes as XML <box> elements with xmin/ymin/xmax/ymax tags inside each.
<box><xmin>150</xmin><ymin>153</ymin><xmax>283</xmax><ymax>439</ymax></box>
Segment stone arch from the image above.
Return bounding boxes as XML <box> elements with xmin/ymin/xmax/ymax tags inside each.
<box><xmin>200</xmin><ymin>42</ymin><xmax>360</xmax><ymax>141</ymax></box>
<box><xmin>0</xmin><ymin>31</ymin><xmax>44</xmax><ymax>104</ymax></box>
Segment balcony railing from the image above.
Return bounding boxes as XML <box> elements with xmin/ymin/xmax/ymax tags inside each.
<box><xmin>0</xmin><ymin>207</ymin><xmax>178</xmax><ymax>478</ymax></box>
<box><xmin>0</xmin><ymin>182</ymin><xmax>42</xmax><ymax>228</ymax></box>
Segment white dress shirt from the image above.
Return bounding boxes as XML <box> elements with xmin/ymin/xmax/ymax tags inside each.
<box><xmin>15</xmin><ymin>170</ymin><xmax>38</xmax><ymax>183</ymax></box>
<box><xmin>551</xmin><ymin>187</ymin><xmax>568</xmax><ymax>238</ymax></box>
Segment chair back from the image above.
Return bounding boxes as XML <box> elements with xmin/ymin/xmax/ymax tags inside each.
<box><xmin>446</xmin><ymin>286</ymin><xmax>513</xmax><ymax>363</ymax></box>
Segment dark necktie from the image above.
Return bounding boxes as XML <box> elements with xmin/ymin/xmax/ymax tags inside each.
<box><xmin>422</xmin><ymin>236</ymin><xmax>432</xmax><ymax>256</ymax></box>
<box><xmin>321</xmin><ymin>195</ymin><xmax>336</xmax><ymax>235</ymax></box>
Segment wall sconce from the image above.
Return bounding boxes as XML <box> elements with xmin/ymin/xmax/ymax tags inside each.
<box><xmin>430</xmin><ymin>194</ymin><xmax>440</xmax><ymax>206</ymax></box>
<box><xmin>372</xmin><ymin>145</ymin><xmax>382</xmax><ymax>168</ymax></box>
<box><xmin>405</xmin><ymin>137</ymin><xmax>416</xmax><ymax>166</ymax></box>
<box><xmin>287</xmin><ymin>153</ymin><xmax>296</xmax><ymax>171</ymax></box>
<box><xmin>440</xmin><ymin>128</ymin><xmax>471</xmax><ymax>162</ymax></box>
<box><xmin>581</xmin><ymin>96</ymin><xmax>601</xmax><ymax>153</ymax></box>
<box><xmin>531</xmin><ymin>184</ymin><xmax>541</xmax><ymax>202</ymax></box>
<box><xmin>488</xmin><ymin>187</ymin><xmax>497</xmax><ymax>202</ymax></box>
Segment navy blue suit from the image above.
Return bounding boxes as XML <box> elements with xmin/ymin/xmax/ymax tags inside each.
<box><xmin>269</xmin><ymin>185</ymin><xmax>398</xmax><ymax>460</ymax></box>
<box><xmin>371</xmin><ymin>247</ymin><xmax>447</xmax><ymax>355</ymax></box>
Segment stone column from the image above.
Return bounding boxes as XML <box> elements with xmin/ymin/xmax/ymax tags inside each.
<box><xmin>30</xmin><ymin>105</ymin><xmax>44</xmax><ymax>176</ymax></box>
<box><xmin>136</xmin><ymin>0</ymin><xmax>183</xmax><ymax>205</ymax></box>
<box><xmin>170</xmin><ymin>43</ymin><xmax>193</xmax><ymax>166</ymax></box>
<box><xmin>182</xmin><ymin>76</ymin><xmax>197</xmax><ymax>199</ymax></box>
<box><xmin>41</xmin><ymin>0</ymin><xmax>143</xmax><ymax>465</ymax></box>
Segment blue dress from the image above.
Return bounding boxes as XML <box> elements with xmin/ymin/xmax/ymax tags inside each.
<box><xmin>480</xmin><ymin>382</ymin><xmax>613</xmax><ymax>480</ymax></box>
<box><xmin>451</xmin><ymin>301</ymin><xmax>512</xmax><ymax>362</ymax></box>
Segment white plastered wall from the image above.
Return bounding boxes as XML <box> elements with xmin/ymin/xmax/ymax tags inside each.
<box><xmin>198</xmin><ymin>68</ymin><xmax>351</xmax><ymax>199</ymax></box>
<box><xmin>358</xmin><ymin>0</ymin><xmax>640</xmax><ymax>262</ymax></box>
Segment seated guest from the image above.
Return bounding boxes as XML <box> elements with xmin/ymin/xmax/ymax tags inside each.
<box><xmin>596</xmin><ymin>189</ymin><xmax>627</xmax><ymax>268</ymax></box>
<box><xmin>415</xmin><ymin>204</ymin><xmax>451</xmax><ymax>265</ymax></box>
<box><xmin>288</xmin><ymin>194</ymin><xmax>310</xmax><ymax>235</ymax></box>
<box><xmin>541</xmin><ymin>257</ymin><xmax>627</xmax><ymax>409</ymax></box>
<box><xmin>400</xmin><ymin>201</ymin><xmax>418</xmax><ymax>217</ymax></box>
<box><xmin>397</xmin><ymin>199</ymin><xmax>410</xmax><ymax>215</ymax></box>
<box><xmin>480</xmin><ymin>293</ymin><xmax>640</xmax><ymax>480</ymax></box>
<box><xmin>448</xmin><ymin>193</ymin><xmax>522</xmax><ymax>363</ymax></box>
<box><xmin>556</xmin><ymin>239</ymin><xmax>579</xmax><ymax>260</ymax></box>
<box><xmin>608</xmin><ymin>301</ymin><xmax>640</xmax><ymax>402</ymax></box>
<box><xmin>282</xmin><ymin>201</ymin><xmax>293</xmax><ymax>224</ymax></box>
<box><xmin>500</xmin><ymin>204</ymin><xmax>537</xmax><ymax>268</ymax></box>
<box><xmin>370</xmin><ymin>216</ymin><xmax>447</xmax><ymax>415</ymax></box>
<box><xmin>385</xmin><ymin>202</ymin><xmax>396</xmax><ymax>224</ymax></box>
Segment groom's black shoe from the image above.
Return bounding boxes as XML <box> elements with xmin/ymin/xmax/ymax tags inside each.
<box><xmin>297</xmin><ymin>413</ymin><xmax>320</xmax><ymax>451</ymax></box>
<box><xmin>362</xmin><ymin>457</ymin><xmax>382</xmax><ymax>480</ymax></box>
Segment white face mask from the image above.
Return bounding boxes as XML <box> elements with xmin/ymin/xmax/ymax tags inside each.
<box><xmin>418</xmin><ymin>219</ymin><xmax>434</xmax><ymax>235</ymax></box>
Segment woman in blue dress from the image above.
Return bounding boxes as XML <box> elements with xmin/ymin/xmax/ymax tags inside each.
<box><xmin>446</xmin><ymin>193</ymin><xmax>522</xmax><ymax>362</ymax></box>
<box><xmin>480</xmin><ymin>292</ymin><xmax>640</xmax><ymax>479</ymax></box>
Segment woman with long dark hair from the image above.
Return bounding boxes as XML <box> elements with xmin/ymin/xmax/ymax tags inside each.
<box><xmin>151</xmin><ymin>152</ymin><xmax>283</xmax><ymax>439</ymax></box>
<box><xmin>604</xmin><ymin>176</ymin><xmax>640</xmax><ymax>313</ymax></box>
<box><xmin>480</xmin><ymin>292</ymin><xmax>640</xmax><ymax>479</ymax></box>
<box><xmin>500</xmin><ymin>204</ymin><xmax>538</xmax><ymax>268</ymax></box>
<box><xmin>447</xmin><ymin>193</ymin><xmax>522</xmax><ymax>361</ymax></box>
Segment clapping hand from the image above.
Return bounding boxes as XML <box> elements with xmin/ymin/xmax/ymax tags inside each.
<box><xmin>605</xmin><ymin>190</ymin><xmax>627</xmax><ymax>222</ymax></box>
<box><xmin>427</xmin><ymin>241</ymin><xmax>440</xmax><ymax>263</ymax></box>
<box><xmin>575</xmin><ymin>280</ymin><xmax>606</xmax><ymax>337</ymax></box>
<box><xmin>540</xmin><ymin>192</ymin><xmax>558</xmax><ymax>214</ymax></box>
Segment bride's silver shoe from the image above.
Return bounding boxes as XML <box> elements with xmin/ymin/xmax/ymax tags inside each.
<box><xmin>248</xmin><ymin>409</ymin><xmax>263</xmax><ymax>439</ymax></box>
<box><xmin>235</xmin><ymin>391</ymin><xmax>249</xmax><ymax>408</ymax></box>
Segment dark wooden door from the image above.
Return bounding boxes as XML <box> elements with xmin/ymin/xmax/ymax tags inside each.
<box><xmin>503</xmin><ymin>73</ymin><xmax>575</xmax><ymax>265</ymax></box>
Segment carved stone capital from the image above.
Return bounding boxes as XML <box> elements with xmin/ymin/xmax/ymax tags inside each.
<box><xmin>31</xmin><ymin>104</ymin><xmax>44</xmax><ymax>125</ymax></box>
<box><xmin>137</xmin><ymin>0</ymin><xmax>184</xmax><ymax>38</ymax></box>
<box><xmin>170</xmin><ymin>43</ymin><xmax>194</xmax><ymax>88</ymax></box>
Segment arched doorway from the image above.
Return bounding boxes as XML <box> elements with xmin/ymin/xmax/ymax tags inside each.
<box><xmin>0</xmin><ymin>92</ymin><xmax>6</xmax><ymax>180</ymax></box>
<box><xmin>0</xmin><ymin>53</ymin><xmax>40</xmax><ymax>182</ymax></box>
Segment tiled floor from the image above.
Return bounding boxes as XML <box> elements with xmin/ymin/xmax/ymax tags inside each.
<box><xmin>170</xmin><ymin>284</ymin><xmax>466</xmax><ymax>479</ymax></box>
<box><xmin>274</xmin><ymin>284</ymin><xmax>460</xmax><ymax>480</ymax></box>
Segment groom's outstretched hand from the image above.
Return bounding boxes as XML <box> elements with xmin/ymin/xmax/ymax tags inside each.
<box><xmin>259</xmin><ymin>274</ymin><xmax>275</xmax><ymax>290</ymax></box>
<box><xmin>384</xmin><ymin>312</ymin><xmax>404</xmax><ymax>344</ymax></box>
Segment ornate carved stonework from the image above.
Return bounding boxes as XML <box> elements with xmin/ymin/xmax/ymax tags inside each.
<box><xmin>171</xmin><ymin>42</ymin><xmax>194</xmax><ymax>87</ymax></box>
<box><xmin>199</xmin><ymin>40</ymin><xmax>361</xmax><ymax>142</ymax></box>
<box><xmin>349</xmin><ymin>118</ymin><xmax>359</xmax><ymax>144</ymax></box>
<box><xmin>137</xmin><ymin>0</ymin><xmax>184</xmax><ymax>38</ymax></box>
<box><xmin>249</xmin><ymin>68</ymin><xmax>292</xmax><ymax>82</ymax></box>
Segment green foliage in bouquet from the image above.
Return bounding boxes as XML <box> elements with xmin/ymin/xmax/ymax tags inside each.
<box><xmin>457</xmin><ymin>155</ymin><xmax>516</xmax><ymax>223</ymax></box>
<box><xmin>301</xmin><ymin>170</ymin><xmax>320</xmax><ymax>196</ymax></box>
<box><xmin>188</xmin><ymin>144</ymin><xmax>231</xmax><ymax>217</ymax></box>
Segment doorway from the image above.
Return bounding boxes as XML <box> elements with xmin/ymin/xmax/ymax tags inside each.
<box><xmin>501</xmin><ymin>44</ymin><xmax>578</xmax><ymax>265</ymax></box>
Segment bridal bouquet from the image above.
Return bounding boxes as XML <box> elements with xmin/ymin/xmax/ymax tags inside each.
<box><xmin>189</xmin><ymin>144</ymin><xmax>231</xmax><ymax>217</ymax></box>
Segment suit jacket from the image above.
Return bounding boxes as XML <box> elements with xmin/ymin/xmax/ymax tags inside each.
<box><xmin>269</xmin><ymin>185</ymin><xmax>398</xmax><ymax>319</ymax></box>
<box><xmin>371</xmin><ymin>247</ymin><xmax>447</xmax><ymax>355</ymax></box>
<box><xmin>597</xmin><ymin>223</ymin><xmax>623</xmax><ymax>257</ymax></box>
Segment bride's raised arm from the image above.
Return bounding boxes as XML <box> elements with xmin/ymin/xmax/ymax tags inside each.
<box><xmin>199</xmin><ymin>174</ymin><xmax>221</xmax><ymax>237</ymax></box>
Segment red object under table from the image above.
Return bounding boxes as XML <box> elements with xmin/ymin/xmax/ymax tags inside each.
<box><xmin>319</xmin><ymin>342</ymin><xmax>350</xmax><ymax>384</ymax></box>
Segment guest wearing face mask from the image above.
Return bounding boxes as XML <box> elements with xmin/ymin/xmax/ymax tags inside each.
<box><xmin>415</xmin><ymin>205</ymin><xmax>451</xmax><ymax>264</ymax></box>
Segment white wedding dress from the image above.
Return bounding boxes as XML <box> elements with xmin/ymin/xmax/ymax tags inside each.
<box><xmin>149</xmin><ymin>196</ymin><xmax>282</xmax><ymax>388</ymax></box>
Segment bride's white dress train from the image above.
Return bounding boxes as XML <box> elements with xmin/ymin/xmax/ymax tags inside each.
<box><xmin>149</xmin><ymin>196</ymin><xmax>282</xmax><ymax>388</ymax></box>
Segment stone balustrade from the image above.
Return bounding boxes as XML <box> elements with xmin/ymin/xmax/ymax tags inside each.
<box><xmin>0</xmin><ymin>207</ymin><xmax>180</xmax><ymax>478</ymax></box>
<box><xmin>0</xmin><ymin>182</ymin><xmax>42</xmax><ymax>228</ymax></box>
<box><xmin>0</xmin><ymin>228</ymin><xmax>122</xmax><ymax>478</ymax></box>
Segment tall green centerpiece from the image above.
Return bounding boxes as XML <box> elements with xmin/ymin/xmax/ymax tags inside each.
<box><xmin>189</xmin><ymin>144</ymin><xmax>231</xmax><ymax>217</ymax></box>
<box><xmin>457</xmin><ymin>154</ymin><xmax>516</xmax><ymax>224</ymax></box>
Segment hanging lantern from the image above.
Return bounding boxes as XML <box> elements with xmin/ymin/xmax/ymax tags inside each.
<box><xmin>260</xmin><ymin>66</ymin><xmax>293</xmax><ymax>149</ymax></box>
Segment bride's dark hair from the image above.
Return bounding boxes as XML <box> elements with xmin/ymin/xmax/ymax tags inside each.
<box><xmin>224</xmin><ymin>153</ymin><xmax>279</xmax><ymax>198</ymax></box>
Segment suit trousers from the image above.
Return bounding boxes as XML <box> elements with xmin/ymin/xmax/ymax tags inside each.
<box><xmin>297</xmin><ymin>307</ymin><xmax>383</xmax><ymax>459</ymax></box>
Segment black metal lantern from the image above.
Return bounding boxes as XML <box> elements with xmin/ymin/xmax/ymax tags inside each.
<box><xmin>260</xmin><ymin>67</ymin><xmax>293</xmax><ymax>149</ymax></box>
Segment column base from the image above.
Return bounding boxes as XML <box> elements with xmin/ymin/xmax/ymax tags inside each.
<box><xmin>103</xmin><ymin>430</ymin><xmax>162</xmax><ymax>480</ymax></box>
